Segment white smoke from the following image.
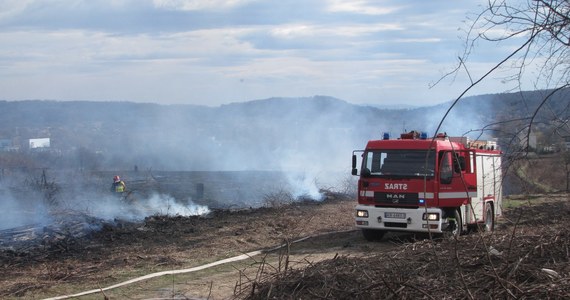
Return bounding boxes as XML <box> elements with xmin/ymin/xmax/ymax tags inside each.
<box><xmin>0</xmin><ymin>97</ymin><xmax>496</xmax><ymax>234</ymax></box>
<box><xmin>0</xmin><ymin>184</ymin><xmax>52</xmax><ymax>230</ymax></box>
<box><xmin>59</xmin><ymin>192</ymin><xmax>210</xmax><ymax>223</ymax></box>
<box><xmin>144</xmin><ymin>193</ymin><xmax>211</xmax><ymax>217</ymax></box>
<box><xmin>286</xmin><ymin>172</ymin><xmax>324</xmax><ymax>201</ymax></box>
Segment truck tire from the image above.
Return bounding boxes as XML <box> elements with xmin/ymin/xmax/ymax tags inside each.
<box><xmin>484</xmin><ymin>203</ymin><xmax>494</xmax><ymax>232</ymax></box>
<box><xmin>450</xmin><ymin>209</ymin><xmax>463</xmax><ymax>238</ymax></box>
<box><xmin>362</xmin><ymin>229</ymin><xmax>386</xmax><ymax>241</ymax></box>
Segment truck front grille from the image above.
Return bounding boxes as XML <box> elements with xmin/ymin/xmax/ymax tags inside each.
<box><xmin>374</xmin><ymin>192</ymin><xmax>418</xmax><ymax>207</ymax></box>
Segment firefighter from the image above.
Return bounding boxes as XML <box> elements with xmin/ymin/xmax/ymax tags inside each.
<box><xmin>110</xmin><ymin>175</ymin><xmax>127</xmax><ymax>194</ymax></box>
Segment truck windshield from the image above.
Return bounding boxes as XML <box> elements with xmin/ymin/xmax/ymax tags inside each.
<box><xmin>362</xmin><ymin>150</ymin><xmax>435</xmax><ymax>178</ymax></box>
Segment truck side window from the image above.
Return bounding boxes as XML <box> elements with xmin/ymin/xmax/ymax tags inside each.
<box><xmin>363</xmin><ymin>152</ymin><xmax>373</xmax><ymax>175</ymax></box>
<box><xmin>439</xmin><ymin>151</ymin><xmax>453</xmax><ymax>184</ymax></box>
<box><xmin>371</xmin><ymin>152</ymin><xmax>382</xmax><ymax>172</ymax></box>
<box><xmin>453</xmin><ymin>153</ymin><xmax>462</xmax><ymax>173</ymax></box>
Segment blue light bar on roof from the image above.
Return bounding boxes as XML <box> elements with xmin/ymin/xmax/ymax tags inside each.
<box><xmin>383</xmin><ymin>132</ymin><xmax>390</xmax><ymax>140</ymax></box>
<box><xmin>420</xmin><ymin>132</ymin><xmax>428</xmax><ymax>139</ymax></box>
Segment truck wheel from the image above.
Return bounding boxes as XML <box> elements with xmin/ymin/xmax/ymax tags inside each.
<box><xmin>362</xmin><ymin>229</ymin><xmax>386</xmax><ymax>241</ymax></box>
<box><xmin>450</xmin><ymin>209</ymin><xmax>463</xmax><ymax>238</ymax></box>
<box><xmin>484</xmin><ymin>203</ymin><xmax>494</xmax><ymax>232</ymax></box>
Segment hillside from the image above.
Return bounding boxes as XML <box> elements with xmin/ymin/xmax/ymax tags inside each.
<box><xmin>2</xmin><ymin>89</ymin><xmax>570</xmax><ymax>172</ymax></box>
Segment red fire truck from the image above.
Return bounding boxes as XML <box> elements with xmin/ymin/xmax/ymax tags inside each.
<box><xmin>352</xmin><ymin>131</ymin><xmax>502</xmax><ymax>240</ymax></box>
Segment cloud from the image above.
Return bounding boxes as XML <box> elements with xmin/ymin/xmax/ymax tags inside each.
<box><xmin>0</xmin><ymin>0</ymin><xmax>35</xmax><ymax>20</ymax></box>
<box><xmin>270</xmin><ymin>23</ymin><xmax>402</xmax><ymax>39</ymax></box>
<box><xmin>325</xmin><ymin>0</ymin><xmax>402</xmax><ymax>15</ymax></box>
<box><xmin>152</xmin><ymin>0</ymin><xmax>254</xmax><ymax>11</ymax></box>
<box><xmin>0</xmin><ymin>0</ymin><xmax>521</xmax><ymax>107</ymax></box>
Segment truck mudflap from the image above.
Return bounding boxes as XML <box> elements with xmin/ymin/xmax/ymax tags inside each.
<box><xmin>355</xmin><ymin>205</ymin><xmax>448</xmax><ymax>234</ymax></box>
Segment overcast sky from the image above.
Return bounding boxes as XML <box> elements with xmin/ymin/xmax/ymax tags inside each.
<box><xmin>0</xmin><ymin>0</ymin><xmax>524</xmax><ymax>107</ymax></box>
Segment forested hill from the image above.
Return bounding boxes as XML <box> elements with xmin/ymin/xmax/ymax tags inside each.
<box><xmin>0</xmin><ymin>89</ymin><xmax>567</xmax><ymax>171</ymax></box>
<box><xmin>1</xmin><ymin>89</ymin><xmax>567</xmax><ymax>131</ymax></box>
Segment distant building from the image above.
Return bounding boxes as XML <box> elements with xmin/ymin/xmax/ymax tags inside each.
<box><xmin>0</xmin><ymin>139</ymin><xmax>11</xmax><ymax>151</ymax></box>
<box><xmin>528</xmin><ymin>133</ymin><xmax>537</xmax><ymax>149</ymax></box>
<box><xmin>541</xmin><ymin>145</ymin><xmax>557</xmax><ymax>153</ymax></box>
<box><xmin>470</xmin><ymin>139</ymin><xmax>498</xmax><ymax>151</ymax></box>
<box><xmin>517</xmin><ymin>131</ymin><xmax>537</xmax><ymax>151</ymax></box>
<box><xmin>29</xmin><ymin>138</ymin><xmax>50</xmax><ymax>150</ymax></box>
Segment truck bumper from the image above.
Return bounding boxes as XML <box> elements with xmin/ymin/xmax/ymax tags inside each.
<box><xmin>355</xmin><ymin>205</ymin><xmax>446</xmax><ymax>234</ymax></box>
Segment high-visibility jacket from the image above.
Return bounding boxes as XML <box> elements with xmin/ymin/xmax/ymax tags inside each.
<box><xmin>112</xmin><ymin>181</ymin><xmax>126</xmax><ymax>193</ymax></box>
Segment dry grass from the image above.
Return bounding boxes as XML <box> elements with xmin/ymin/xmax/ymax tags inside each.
<box><xmin>235</xmin><ymin>196</ymin><xmax>570</xmax><ymax>299</ymax></box>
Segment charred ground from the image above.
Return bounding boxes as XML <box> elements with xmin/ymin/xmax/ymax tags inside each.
<box><xmin>0</xmin><ymin>187</ymin><xmax>360</xmax><ymax>299</ymax></box>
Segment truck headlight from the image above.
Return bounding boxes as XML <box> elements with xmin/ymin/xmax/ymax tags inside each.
<box><xmin>422</xmin><ymin>213</ymin><xmax>440</xmax><ymax>221</ymax></box>
<box><xmin>356</xmin><ymin>210</ymin><xmax>369</xmax><ymax>218</ymax></box>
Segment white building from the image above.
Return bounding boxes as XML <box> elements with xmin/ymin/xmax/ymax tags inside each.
<box><xmin>29</xmin><ymin>138</ymin><xmax>50</xmax><ymax>149</ymax></box>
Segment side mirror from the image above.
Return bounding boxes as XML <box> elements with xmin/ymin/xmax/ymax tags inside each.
<box><xmin>351</xmin><ymin>154</ymin><xmax>358</xmax><ymax>175</ymax></box>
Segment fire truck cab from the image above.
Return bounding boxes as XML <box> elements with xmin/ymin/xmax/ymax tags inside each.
<box><xmin>352</xmin><ymin>131</ymin><xmax>502</xmax><ymax>241</ymax></box>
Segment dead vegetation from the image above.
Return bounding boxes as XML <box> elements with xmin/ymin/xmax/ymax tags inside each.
<box><xmin>235</xmin><ymin>195</ymin><xmax>570</xmax><ymax>299</ymax></box>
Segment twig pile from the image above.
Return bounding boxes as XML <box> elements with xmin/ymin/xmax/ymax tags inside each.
<box><xmin>238</xmin><ymin>199</ymin><xmax>570</xmax><ymax>299</ymax></box>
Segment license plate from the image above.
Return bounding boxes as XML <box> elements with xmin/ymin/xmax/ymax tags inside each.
<box><xmin>385</xmin><ymin>212</ymin><xmax>406</xmax><ymax>219</ymax></box>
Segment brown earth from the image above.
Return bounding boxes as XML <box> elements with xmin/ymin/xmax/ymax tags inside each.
<box><xmin>1</xmin><ymin>192</ymin><xmax>570</xmax><ymax>299</ymax></box>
